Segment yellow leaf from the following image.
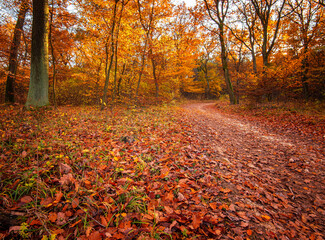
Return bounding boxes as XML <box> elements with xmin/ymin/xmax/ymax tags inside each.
<box><xmin>261</xmin><ymin>215</ymin><xmax>271</xmax><ymax>221</ymax></box>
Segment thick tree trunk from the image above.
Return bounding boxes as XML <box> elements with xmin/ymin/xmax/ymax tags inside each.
<box><xmin>25</xmin><ymin>0</ymin><xmax>49</xmax><ymax>107</ymax></box>
<box><xmin>5</xmin><ymin>0</ymin><xmax>29</xmax><ymax>103</ymax></box>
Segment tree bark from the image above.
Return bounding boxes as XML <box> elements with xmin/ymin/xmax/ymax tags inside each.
<box><xmin>25</xmin><ymin>0</ymin><xmax>49</xmax><ymax>107</ymax></box>
<box><xmin>151</xmin><ymin>56</ymin><xmax>159</xmax><ymax>100</ymax></box>
<box><xmin>5</xmin><ymin>0</ymin><xmax>29</xmax><ymax>103</ymax></box>
<box><xmin>49</xmin><ymin>0</ymin><xmax>56</xmax><ymax>108</ymax></box>
<box><xmin>220</xmin><ymin>26</ymin><xmax>236</xmax><ymax>104</ymax></box>
<box><xmin>102</xmin><ymin>0</ymin><xmax>118</xmax><ymax>110</ymax></box>
<box><xmin>203</xmin><ymin>0</ymin><xmax>236</xmax><ymax>104</ymax></box>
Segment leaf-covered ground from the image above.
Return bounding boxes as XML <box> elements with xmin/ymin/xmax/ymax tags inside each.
<box><xmin>0</xmin><ymin>102</ymin><xmax>324</xmax><ymax>239</ymax></box>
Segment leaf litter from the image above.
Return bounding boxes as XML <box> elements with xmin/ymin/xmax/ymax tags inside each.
<box><xmin>0</xmin><ymin>103</ymin><xmax>324</xmax><ymax>239</ymax></box>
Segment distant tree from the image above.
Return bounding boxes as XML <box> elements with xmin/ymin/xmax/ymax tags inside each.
<box><xmin>203</xmin><ymin>0</ymin><xmax>237</xmax><ymax>104</ymax></box>
<box><xmin>287</xmin><ymin>0</ymin><xmax>323</xmax><ymax>99</ymax></box>
<box><xmin>5</xmin><ymin>0</ymin><xmax>29</xmax><ymax>103</ymax></box>
<box><xmin>251</xmin><ymin>0</ymin><xmax>286</xmax><ymax>67</ymax></box>
<box><xmin>25</xmin><ymin>0</ymin><xmax>49</xmax><ymax>107</ymax></box>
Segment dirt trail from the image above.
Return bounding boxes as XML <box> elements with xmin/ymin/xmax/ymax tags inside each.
<box><xmin>182</xmin><ymin>102</ymin><xmax>325</xmax><ymax>239</ymax></box>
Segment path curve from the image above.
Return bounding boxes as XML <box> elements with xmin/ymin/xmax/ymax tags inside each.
<box><xmin>182</xmin><ymin>102</ymin><xmax>325</xmax><ymax>238</ymax></box>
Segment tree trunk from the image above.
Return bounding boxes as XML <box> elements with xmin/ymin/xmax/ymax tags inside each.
<box><xmin>220</xmin><ymin>28</ymin><xmax>236</xmax><ymax>104</ymax></box>
<box><xmin>135</xmin><ymin>34</ymin><xmax>149</xmax><ymax>100</ymax></box>
<box><xmin>102</xmin><ymin>0</ymin><xmax>118</xmax><ymax>110</ymax></box>
<box><xmin>49</xmin><ymin>0</ymin><xmax>56</xmax><ymax>108</ymax></box>
<box><xmin>251</xmin><ymin>49</ymin><xmax>257</xmax><ymax>73</ymax></box>
<box><xmin>5</xmin><ymin>0</ymin><xmax>29</xmax><ymax>103</ymax></box>
<box><xmin>301</xmin><ymin>46</ymin><xmax>310</xmax><ymax>99</ymax></box>
<box><xmin>151</xmin><ymin>56</ymin><xmax>159</xmax><ymax>100</ymax></box>
<box><xmin>25</xmin><ymin>0</ymin><xmax>49</xmax><ymax>107</ymax></box>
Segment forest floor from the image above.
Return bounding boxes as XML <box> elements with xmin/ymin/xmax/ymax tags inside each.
<box><xmin>0</xmin><ymin>101</ymin><xmax>324</xmax><ymax>239</ymax></box>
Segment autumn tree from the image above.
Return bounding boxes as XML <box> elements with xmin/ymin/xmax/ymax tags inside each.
<box><xmin>286</xmin><ymin>0</ymin><xmax>324</xmax><ymax>99</ymax></box>
<box><xmin>198</xmin><ymin>34</ymin><xmax>218</xmax><ymax>98</ymax></box>
<box><xmin>5</xmin><ymin>0</ymin><xmax>29</xmax><ymax>103</ymax></box>
<box><xmin>228</xmin><ymin>0</ymin><xmax>258</xmax><ymax>73</ymax></box>
<box><xmin>25</xmin><ymin>0</ymin><xmax>49</xmax><ymax>107</ymax></box>
<box><xmin>203</xmin><ymin>0</ymin><xmax>236</xmax><ymax>104</ymax></box>
<box><xmin>251</xmin><ymin>0</ymin><xmax>287</xmax><ymax>67</ymax></box>
<box><xmin>171</xmin><ymin>4</ymin><xmax>200</xmax><ymax>97</ymax></box>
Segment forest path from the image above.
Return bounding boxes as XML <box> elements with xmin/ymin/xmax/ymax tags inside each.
<box><xmin>181</xmin><ymin>102</ymin><xmax>325</xmax><ymax>238</ymax></box>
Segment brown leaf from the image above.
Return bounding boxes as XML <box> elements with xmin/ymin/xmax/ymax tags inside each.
<box><xmin>21</xmin><ymin>151</ymin><xmax>27</xmax><ymax>158</ymax></box>
<box><xmin>55</xmin><ymin>191</ymin><xmax>63</xmax><ymax>202</ymax></box>
<box><xmin>89</xmin><ymin>231</ymin><xmax>101</xmax><ymax>240</ymax></box>
<box><xmin>177</xmin><ymin>192</ymin><xmax>186</xmax><ymax>201</ymax></box>
<box><xmin>229</xmin><ymin>204</ymin><xmax>236</xmax><ymax>211</ymax></box>
<box><xmin>164</xmin><ymin>206</ymin><xmax>173</xmax><ymax>215</ymax></box>
<box><xmin>41</xmin><ymin>197</ymin><xmax>53</xmax><ymax>207</ymax></box>
<box><xmin>59</xmin><ymin>173</ymin><xmax>74</xmax><ymax>186</ymax></box>
<box><xmin>165</xmin><ymin>191</ymin><xmax>174</xmax><ymax>202</ymax></box>
<box><xmin>59</xmin><ymin>163</ymin><xmax>72</xmax><ymax>174</ymax></box>
<box><xmin>20</xmin><ymin>196</ymin><xmax>33</xmax><ymax>204</ymax></box>
<box><xmin>237</xmin><ymin>211</ymin><xmax>250</xmax><ymax>220</ymax></box>
<box><xmin>191</xmin><ymin>214</ymin><xmax>201</xmax><ymax>229</ymax></box>
<box><xmin>56</xmin><ymin>212</ymin><xmax>67</xmax><ymax>226</ymax></box>
<box><xmin>72</xmin><ymin>198</ymin><xmax>79</xmax><ymax>208</ymax></box>
<box><xmin>9</xmin><ymin>226</ymin><xmax>21</xmax><ymax>233</ymax></box>
<box><xmin>101</xmin><ymin>215</ymin><xmax>108</xmax><ymax>226</ymax></box>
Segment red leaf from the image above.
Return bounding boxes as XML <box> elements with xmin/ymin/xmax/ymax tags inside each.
<box><xmin>48</xmin><ymin>212</ymin><xmax>57</xmax><ymax>222</ymax></box>
<box><xmin>191</xmin><ymin>214</ymin><xmax>201</xmax><ymax>229</ymax></box>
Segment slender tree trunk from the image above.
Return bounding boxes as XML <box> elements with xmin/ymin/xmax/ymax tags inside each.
<box><xmin>135</xmin><ymin>34</ymin><xmax>149</xmax><ymax>100</ymax></box>
<box><xmin>151</xmin><ymin>56</ymin><xmax>159</xmax><ymax>100</ymax></box>
<box><xmin>102</xmin><ymin>0</ymin><xmax>118</xmax><ymax>110</ymax></box>
<box><xmin>5</xmin><ymin>0</ymin><xmax>29</xmax><ymax>103</ymax></box>
<box><xmin>252</xmin><ymin>49</ymin><xmax>257</xmax><ymax>73</ymax></box>
<box><xmin>25</xmin><ymin>0</ymin><xmax>49</xmax><ymax>107</ymax></box>
<box><xmin>203</xmin><ymin>61</ymin><xmax>210</xmax><ymax>99</ymax></box>
<box><xmin>117</xmin><ymin>63</ymin><xmax>126</xmax><ymax>97</ymax></box>
<box><xmin>220</xmin><ymin>28</ymin><xmax>236</xmax><ymax>104</ymax></box>
<box><xmin>262</xmin><ymin>25</ymin><xmax>269</xmax><ymax>67</ymax></box>
<box><xmin>301</xmin><ymin>46</ymin><xmax>310</xmax><ymax>99</ymax></box>
<box><xmin>49</xmin><ymin>0</ymin><xmax>56</xmax><ymax>108</ymax></box>
<box><xmin>112</xmin><ymin>1</ymin><xmax>124</xmax><ymax>104</ymax></box>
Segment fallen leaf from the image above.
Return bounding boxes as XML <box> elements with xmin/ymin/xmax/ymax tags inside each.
<box><xmin>59</xmin><ymin>163</ymin><xmax>72</xmax><ymax>174</ymax></box>
<box><xmin>72</xmin><ymin>198</ymin><xmax>79</xmax><ymax>208</ymax></box>
<box><xmin>164</xmin><ymin>206</ymin><xmax>173</xmax><ymax>215</ymax></box>
<box><xmin>89</xmin><ymin>231</ymin><xmax>101</xmax><ymax>240</ymax></box>
<box><xmin>56</xmin><ymin>212</ymin><xmax>67</xmax><ymax>226</ymax></box>
<box><xmin>48</xmin><ymin>212</ymin><xmax>57</xmax><ymax>222</ymax></box>
<box><xmin>20</xmin><ymin>196</ymin><xmax>33</xmax><ymax>203</ymax></box>
<box><xmin>191</xmin><ymin>214</ymin><xmax>201</xmax><ymax>229</ymax></box>
<box><xmin>9</xmin><ymin>226</ymin><xmax>21</xmax><ymax>233</ymax></box>
<box><xmin>21</xmin><ymin>151</ymin><xmax>27</xmax><ymax>158</ymax></box>
<box><xmin>261</xmin><ymin>215</ymin><xmax>271</xmax><ymax>221</ymax></box>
